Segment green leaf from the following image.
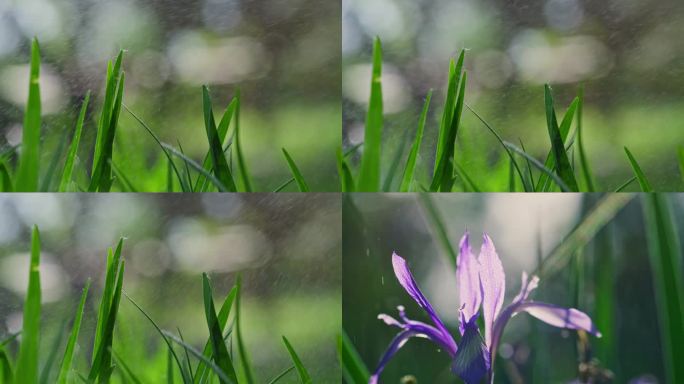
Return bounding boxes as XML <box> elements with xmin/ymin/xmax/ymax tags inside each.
<box><xmin>16</xmin><ymin>38</ymin><xmax>42</xmax><ymax>192</ymax></box>
<box><xmin>162</xmin><ymin>331</ymin><xmax>234</xmax><ymax>384</ymax></box>
<box><xmin>235</xmin><ymin>275</ymin><xmax>254</xmax><ymax>384</ymax></box>
<box><xmin>338</xmin><ymin>331</ymin><xmax>369</xmax><ymax>384</ymax></box>
<box><xmin>624</xmin><ymin>147</ymin><xmax>653</xmax><ymax>192</ymax></box>
<box><xmin>59</xmin><ymin>92</ymin><xmax>90</xmax><ymax>192</ymax></box>
<box><xmin>576</xmin><ymin>86</ymin><xmax>595</xmax><ymax>191</ymax></box>
<box><xmin>202</xmin><ymin>274</ymin><xmax>238</xmax><ymax>384</ymax></box>
<box><xmin>15</xmin><ymin>225</ymin><xmax>42</xmax><ymax>383</ymax></box>
<box><xmin>281</xmin><ymin>337</ymin><xmax>312</xmax><ymax>384</ymax></box>
<box><xmin>203</xmin><ymin>86</ymin><xmax>237</xmax><ymax>192</ymax></box>
<box><xmin>336</xmin><ymin>148</ymin><xmax>355</xmax><ymax>192</ymax></box>
<box><xmin>194</xmin><ymin>285</ymin><xmax>237</xmax><ymax>384</ymax></box>
<box><xmin>281</xmin><ymin>148</ymin><xmax>310</xmax><ymax>192</ymax></box>
<box><xmin>502</xmin><ymin>141</ymin><xmax>571</xmax><ymax>192</ymax></box>
<box><xmin>233</xmin><ymin>89</ymin><xmax>252</xmax><ymax>191</ymax></box>
<box><xmin>536</xmin><ymin>96</ymin><xmax>579</xmax><ymax>191</ymax></box>
<box><xmin>93</xmin><ymin>51</ymin><xmax>123</xmax><ymax>174</ymax></box>
<box><xmin>642</xmin><ymin>194</ymin><xmax>684</xmax><ymax>384</ymax></box>
<box><xmin>195</xmin><ymin>97</ymin><xmax>237</xmax><ymax>191</ymax></box>
<box><xmin>592</xmin><ymin>222</ymin><xmax>617</xmax><ymax>379</ymax></box>
<box><xmin>0</xmin><ymin>347</ymin><xmax>12</xmax><ymax>383</ymax></box>
<box><xmin>0</xmin><ymin>162</ymin><xmax>13</xmax><ymax>192</ymax></box>
<box><xmin>678</xmin><ymin>146</ymin><xmax>684</xmax><ymax>183</ymax></box>
<box><xmin>57</xmin><ymin>280</ymin><xmax>91</xmax><ymax>384</ymax></box>
<box><xmin>543</xmin><ymin>85</ymin><xmax>578</xmax><ymax>191</ymax></box>
<box><xmin>400</xmin><ymin>90</ymin><xmax>432</xmax><ymax>192</ymax></box>
<box><xmin>266</xmin><ymin>366</ymin><xmax>295</xmax><ymax>384</ymax></box>
<box><xmin>357</xmin><ymin>37</ymin><xmax>383</xmax><ymax>191</ymax></box>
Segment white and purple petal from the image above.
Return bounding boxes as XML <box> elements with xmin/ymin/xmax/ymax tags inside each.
<box><xmin>457</xmin><ymin>232</ymin><xmax>482</xmax><ymax>335</ymax></box>
<box><xmin>477</xmin><ymin>233</ymin><xmax>505</xmax><ymax>348</ymax></box>
<box><xmin>517</xmin><ymin>302</ymin><xmax>602</xmax><ymax>337</ymax></box>
<box><xmin>369</xmin><ymin>329</ymin><xmax>417</xmax><ymax>384</ymax></box>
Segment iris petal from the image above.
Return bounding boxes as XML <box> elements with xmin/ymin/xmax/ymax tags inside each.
<box><xmin>518</xmin><ymin>302</ymin><xmax>602</xmax><ymax>337</ymax></box>
<box><xmin>478</xmin><ymin>233</ymin><xmax>505</xmax><ymax>348</ymax></box>
<box><xmin>452</xmin><ymin>314</ymin><xmax>490</xmax><ymax>384</ymax></box>
<box><xmin>458</xmin><ymin>232</ymin><xmax>482</xmax><ymax>335</ymax></box>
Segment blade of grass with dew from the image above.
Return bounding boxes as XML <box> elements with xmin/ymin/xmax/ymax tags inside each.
<box><xmin>162</xmin><ymin>331</ymin><xmax>233</xmax><ymax>384</ymax></box>
<box><xmin>357</xmin><ymin>37</ymin><xmax>383</xmax><ymax>191</ymax></box>
<box><xmin>59</xmin><ymin>91</ymin><xmax>90</xmax><ymax>192</ymax></box>
<box><xmin>267</xmin><ymin>366</ymin><xmax>295</xmax><ymax>384</ymax></box>
<box><xmin>502</xmin><ymin>141</ymin><xmax>571</xmax><ymax>192</ymax></box>
<box><xmin>232</xmin><ymin>89</ymin><xmax>252</xmax><ymax>191</ymax></box>
<box><xmin>534</xmin><ymin>194</ymin><xmax>634</xmax><ymax>278</ymax></box>
<box><xmin>281</xmin><ymin>148</ymin><xmax>310</xmax><ymax>192</ymax></box>
<box><xmin>0</xmin><ymin>162</ymin><xmax>13</xmax><ymax>192</ymax></box>
<box><xmin>417</xmin><ymin>194</ymin><xmax>458</xmax><ymax>269</ymax></box>
<box><xmin>89</xmin><ymin>71</ymin><xmax>125</xmax><ymax>192</ymax></box>
<box><xmin>624</xmin><ymin>147</ymin><xmax>653</xmax><ymax>192</ymax></box>
<box><xmin>92</xmin><ymin>240</ymin><xmax>123</xmax><ymax>358</ymax></box>
<box><xmin>57</xmin><ymin>280</ymin><xmax>91</xmax><ymax>384</ymax></box>
<box><xmin>235</xmin><ymin>275</ymin><xmax>254</xmax><ymax>384</ymax></box>
<box><xmin>338</xmin><ymin>331</ymin><xmax>369</xmax><ymax>384</ymax></box>
<box><xmin>16</xmin><ymin>38</ymin><xmax>41</xmax><ymax>192</ymax></box>
<box><xmin>642</xmin><ymin>194</ymin><xmax>684</xmax><ymax>384</ymax></box>
<box><xmin>466</xmin><ymin>104</ymin><xmax>530</xmax><ymax>191</ymax></box>
<box><xmin>382</xmin><ymin>127</ymin><xmax>410</xmax><ymax>191</ymax></box>
<box><xmin>124</xmin><ymin>105</ymin><xmax>189</xmax><ymax>192</ymax></box>
<box><xmin>543</xmin><ymin>85</ymin><xmax>578</xmax><ymax>191</ymax></box>
<box><xmin>194</xmin><ymin>285</ymin><xmax>237</xmax><ymax>384</ymax></box>
<box><xmin>431</xmin><ymin>55</ymin><xmax>466</xmax><ymax>192</ymax></box>
<box><xmin>203</xmin><ymin>86</ymin><xmax>237</xmax><ymax>191</ymax></box>
<box><xmin>535</xmin><ymin>96</ymin><xmax>579</xmax><ymax>191</ymax></box>
<box><xmin>336</xmin><ymin>148</ymin><xmax>355</xmax><ymax>192</ymax></box>
<box><xmin>202</xmin><ymin>274</ymin><xmax>238</xmax><ymax>384</ymax></box>
<box><xmin>593</xmin><ymin>223</ymin><xmax>617</xmax><ymax>379</ymax></box>
<box><xmin>576</xmin><ymin>85</ymin><xmax>595</xmax><ymax>191</ymax></box>
<box><xmin>400</xmin><ymin>90</ymin><xmax>432</xmax><ymax>192</ymax></box>
<box><xmin>124</xmin><ymin>294</ymin><xmax>191</xmax><ymax>384</ymax></box>
<box><xmin>15</xmin><ymin>226</ymin><xmax>41</xmax><ymax>383</ymax></box>
<box><xmin>282</xmin><ymin>337</ymin><xmax>311</xmax><ymax>384</ymax></box>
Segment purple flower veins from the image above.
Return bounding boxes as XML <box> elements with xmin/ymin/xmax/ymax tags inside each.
<box><xmin>369</xmin><ymin>232</ymin><xmax>601</xmax><ymax>384</ymax></box>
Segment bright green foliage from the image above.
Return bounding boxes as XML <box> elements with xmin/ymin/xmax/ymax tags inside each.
<box><xmin>282</xmin><ymin>148</ymin><xmax>310</xmax><ymax>192</ymax></box>
<box><xmin>543</xmin><ymin>85</ymin><xmax>579</xmax><ymax>191</ymax></box>
<box><xmin>624</xmin><ymin>147</ymin><xmax>653</xmax><ymax>192</ymax></box>
<box><xmin>282</xmin><ymin>337</ymin><xmax>312</xmax><ymax>384</ymax></box>
<box><xmin>202</xmin><ymin>274</ymin><xmax>238</xmax><ymax>384</ymax></box>
<box><xmin>400</xmin><ymin>90</ymin><xmax>432</xmax><ymax>192</ymax></box>
<box><xmin>15</xmin><ymin>226</ymin><xmax>41</xmax><ymax>384</ymax></box>
<box><xmin>338</xmin><ymin>331</ymin><xmax>369</xmax><ymax>384</ymax></box>
<box><xmin>57</xmin><ymin>280</ymin><xmax>91</xmax><ymax>384</ymax></box>
<box><xmin>202</xmin><ymin>86</ymin><xmax>237</xmax><ymax>192</ymax></box>
<box><xmin>59</xmin><ymin>92</ymin><xmax>90</xmax><ymax>192</ymax></box>
<box><xmin>357</xmin><ymin>37</ymin><xmax>383</xmax><ymax>191</ymax></box>
<box><xmin>235</xmin><ymin>276</ymin><xmax>255</xmax><ymax>384</ymax></box>
<box><xmin>15</xmin><ymin>39</ymin><xmax>41</xmax><ymax>192</ymax></box>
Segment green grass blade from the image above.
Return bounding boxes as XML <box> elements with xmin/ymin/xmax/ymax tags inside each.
<box><xmin>678</xmin><ymin>146</ymin><xmax>684</xmax><ymax>183</ymax></box>
<box><xmin>59</xmin><ymin>91</ymin><xmax>90</xmax><ymax>192</ymax></box>
<box><xmin>338</xmin><ymin>331</ymin><xmax>369</xmax><ymax>384</ymax></box>
<box><xmin>576</xmin><ymin>86</ymin><xmax>595</xmax><ymax>191</ymax></box>
<box><xmin>112</xmin><ymin>351</ymin><xmax>143</xmax><ymax>384</ymax></box>
<box><xmin>162</xmin><ymin>331</ymin><xmax>233</xmax><ymax>384</ymax></box>
<box><xmin>417</xmin><ymin>194</ymin><xmax>458</xmax><ymax>269</ymax></box>
<box><xmin>93</xmin><ymin>240</ymin><xmax>123</xmax><ymax>358</ymax></box>
<box><xmin>15</xmin><ymin>225</ymin><xmax>42</xmax><ymax>383</ymax></box>
<box><xmin>235</xmin><ymin>275</ymin><xmax>254</xmax><ymax>384</ymax></box>
<box><xmin>536</xmin><ymin>96</ymin><xmax>579</xmax><ymax>191</ymax></box>
<box><xmin>266</xmin><ymin>366</ymin><xmax>295</xmax><ymax>384</ymax></box>
<box><xmin>281</xmin><ymin>148</ymin><xmax>310</xmax><ymax>192</ymax></box>
<box><xmin>273</xmin><ymin>178</ymin><xmax>295</xmax><ymax>192</ymax></box>
<box><xmin>624</xmin><ymin>147</ymin><xmax>653</xmax><ymax>192</ymax></box>
<box><xmin>202</xmin><ymin>86</ymin><xmax>237</xmax><ymax>192</ymax></box>
<box><xmin>614</xmin><ymin>176</ymin><xmax>636</xmax><ymax>192</ymax></box>
<box><xmin>0</xmin><ymin>347</ymin><xmax>12</xmax><ymax>383</ymax></box>
<box><xmin>593</xmin><ymin>223</ymin><xmax>617</xmax><ymax>379</ymax></box>
<box><xmin>433</xmin><ymin>52</ymin><xmax>464</xmax><ymax>180</ymax></box>
<box><xmin>110</xmin><ymin>160</ymin><xmax>138</xmax><ymax>192</ymax></box>
<box><xmin>194</xmin><ymin>285</ymin><xmax>237</xmax><ymax>384</ymax></box>
<box><xmin>399</xmin><ymin>90</ymin><xmax>432</xmax><ymax>192</ymax></box>
<box><xmin>281</xmin><ymin>337</ymin><xmax>311</xmax><ymax>384</ymax></box>
<box><xmin>158</xmin><ymin>142</ymin><xmax>228</xmax><ymax>192</ymax></box>
<box><xmin>233</xmin><ymin>89</ymin><xmax>252</xmax><ymax>191</ymax></box>
<box><xmin>57</xmin><ymin>280</ymin><xmax>91</xmax><ymax>384</ymax></box>
<box><xmin>336</xmin><ymin>148</ymin><xmax>355</xmax><ymax>192</ymax></box>
<box><xmin>202</xmin><ymin>274</ymin><xmax>238</xmax><ymax>384</ymax></box>
<box><xmin>93</xmin><ymin>52</ymin><xmax>123</xmax><ymax>173</ymax></box>
<box><xmin>382</xmin><ymin>128</ymin><xmax>409</xmax><ymax>192</ymax></box>
<box><xmin>543</xmin><ymin>85</ymin><xmax>578</xmax><ymax>191</ymax></box>
<box><xmin>502</xmin><ymin>141</ymin><xmax>571</xmax><ymax>192</ymax></box>
<box><xmin>16</xmin><ymin>38</ymin><xmax>42</xmax><ymax>192</ymax></box>
<box><xmin>0</xmin><ymin>162</ymin><xmax>13</xmax><ymax>192</ymax></box>
<box><xmin>357</xmin><ymin>37</ymin><xmax>383</xmax><ymax>191</ymax></box>
<box><xmin>194</xmin><ymin>97</ymin><xmax>236</xmax><ymax>191</ymax></box>
<box><xmin>452</xmin><ymin>161</ymin><xmax>480</xmax><ymax>192</ymax></box>
<box><xmin>642</xmin><ymin>194</ymin><xmax>684</xmax><ymax>384</ymax></box>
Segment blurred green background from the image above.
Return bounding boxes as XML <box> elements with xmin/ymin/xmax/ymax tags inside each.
<box><xmin>343</xmin><ymin>0</ymin><xmax>684</xmax><ymax>191</ymax></box>
<box><xmin>343</xmin><ymin>193</ymin><xmax>684</xmax><ymax>383</ymax></box>
<box><xmin>0</xmin><ymin>0</ymin><xmax>340</xmax><ymax>191</ymax></box>
<box><xmin>0</xmin><ymin>193</ymin><xmax>341</xmax><ymax>382</ymax></box>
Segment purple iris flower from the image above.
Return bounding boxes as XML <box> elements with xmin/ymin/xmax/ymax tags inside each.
<box><xmin>370</xmin><ymin>232</ymin><xmax>601</xmax><ymax>384</ymax></box>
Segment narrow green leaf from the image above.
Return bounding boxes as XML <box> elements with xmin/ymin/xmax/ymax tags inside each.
<box><xmin>162</xmin><ymin>331</ymin><xmax>233</xmax><ymax>384</ymax></box>
<box><xmin>203</xmin><ymin>86</ymin><xmax>237</xmax><ymax>191</ymax></box>
<box><xmin>195</xmin><ymin>97</ymin><xmax>237</xmax><ymax>191</ymax></box>
<box><xmin>281</xmin><ymin>337</ymin><xmax>311</xmax><ymax>384</ymax></box>
<box><xmin>112</xmin><ymin>351</ymin><xmax>143</xmax><ymax>384</ymax></box>
<box><xmin>0</xmin><ymin>347</ymin><xmax>12</xmax><ymax>383</ymax></box>
<box><xmin>233</xmin><ymin>89</ymin><xmax>252</xmax><ymax>191</ymax></box>
<box><xmin>338</xmin><ymin>331</ymin><xmax>369</xmax><ymax>384</ymax></box>
<box><xmin>624</xmin><ymin>147</ymin><xmax>653</xmax><ymax>192</ymax></box>
<box><xmin>93</xmin><ymin>51</ymin><xmax>123</xmax><ymax>174</ymax></box>
<box><xmin>593</xmin><ymin>223</ymin><xmax>617</xmax><ymax>379</ymax></box>
<box><xmin>336</xmin><ymin>148</ymin><xmax>355</xmax><ymax>192</ymax></box>
<box><xmin>59</xmin><ymin>91</ymin><xmax>90</xmax><ymax>192</ymax></box>
<box><xmin>90</xmin><ymin>72</ymin><xmax>125</xmax><ymax>192</ymax></box>
<box><xmin>543</xmin><ymin>85</ymin><xmax>578</xmax><ymax>191</ymax></box>
<box><xmin>194</xmin><ymin>285</ymin><xmax>237</xmax><ymax>384</ymax></box>
<box><xmin>0</xmin><ymin>162</ymin><xmax>13</xmax><ymax>192</ymax></box>
<box><xmin>400</xmin><ymin>90</ymin><xmax>432</xmax><ymax>192</ymax></box>
<box><xmin>433</xmin><ymin>52</ymin><xmax>464</xmax><ymax>180</ymax></box>
<box><xmin>235</xmin><ymin>275</ymin><xmax>254</xmax><ymax>384</ymax></box>
<box><xmin>357</xmin><ymin>37</ymin><xmax>383</xmax><ymax>191</ymax></box>
<box><xmin>57</xmin><ymin>280</ymin><xmax>91</xmax><ymax>384</ymax></box>
<box><xmin>16</xmin><ymin>38</ymin><xmax>42</xmax><ymax>192</ymax></box>
<box><xmin>536</xmin><ymin>97</ymin><xmax>579</xmax><ymax>191</ymax></box>
<box><xmin>273</xmin><ymin>178</ymin><xmax>295</xmax><ymax>192</ymax></box>
<box><xmin>281</xmin><ymin>148</ymin><xmax>310</xmax><ymax>192</ymax></box>
<box><xmin>576</xmin><ymin>86</ymin><xmax>595</xmax><ymax>191</ymax></box>
<box><xmin>202</xmin><ymin>274</ymin><xmax>238</xmax><ymax>384</ymax></box>
<box><xmin>15</xmin><ymin>225</ymin><xmax>42</xmax><ymax>383</ymax></box>
<box><xmin>266</xmin><ymin>366</ymin><xmax>295</xmax><ymax>384</ymax></box>
<box><xmin>614</xmin><ymin>176</ymin><xmax>636</xmax><ymax>192</ymax></box>
<box><xmin>502</xmin><ymin>141</ymin><xmax>571</xmax><ymax>192</ymax></box>
<box><xmin>678</xmin><ymin>146</ymin><xmax>684</xmax><ymax>183</ymax></box>
<box><xmin>642</xmin><ymin>194</ymin><xmax>684</xmax><ymax>384</ymax></box>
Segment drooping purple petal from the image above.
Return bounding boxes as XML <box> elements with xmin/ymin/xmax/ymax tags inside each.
<box><xmin>452</xmin><ymin>313</ymin><xmax>490</xmax><ymax>384</ymax></box>
<box><xmin>369</xmin><ymin>329</ymin><xmax>417</xmax><ymax>384</ymax></box>
<box><xmin>512</xmin><ymin>272</ymin><xmax>539</xmax><ymax>304</ymax></box>
<box><xmin>458</xmin><ymin>232</ymin><xmax>482</xmax><ymax>335</ymax></box>
<box><xmin>391</xmin><ymin>253</ymin><xmax>458</xmax><ymax>353</ymax></box>
<box><xmin>477</xmin><ymin>233</ymin><xmax>505</xmax><ymax>348</ymax></box>
<box><xmin>517</xmin><ymin>302</ymin><xmax>602</xmax><ymax>337</ymax></box>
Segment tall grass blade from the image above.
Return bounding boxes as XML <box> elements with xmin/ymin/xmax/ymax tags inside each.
<box><xmin>267</xmin><ymin>366</ymin><xmax>295</xmax><ymax>384</ymax></box>
<box><xmin>336</xmin><ymin>148</ymin><xmax>355</xmax><ymax>192</ymax></box>
<box><xmin>432</xmin><ymin>53</ymin><xmax>463</xmax><ymax>188</ymax></box>
<box><xmin>0</xmin><ymin>347</ymin><xmax>12</xmax><ymax>383</ymax></box>
<box><xmin>576</xmin><ymin>86</ymin><xmax>595</xmax><ymax>191</ymax></box>
<box><xmin>194</xmin><ymin>285</ymin><xmax>237</xmax><ymax>384</ymax></box>
<box><xmin>593</xmin><ymin>223</ymin><xmax>617</xmax><ymax>379</ymax></box>
<box><xmin>614</xmin><ymin>176</ymin><xmax>636</xmax><ymax>192</ymax></box>
<box><xmin>536</xmin><ymin>96</ymin><xmax>579</xmax><ymax>191</ymax></box>
<box><xmin>202</xmin><ymin>86</ymin><xmax>237</xmax><ymax>191</ymax></box>
<box><xmin>59</xmin><ymin>92</ymin><xmax>90</xmax><ymax>192</ymax></box>
<box><xmin>624</xmin><ymin>147</ymin><xmax>653</xmax><ymax>192</ymax></box>
<box><xmin>399</xmin><ymin>90</ymin><xmax>432</xmax><ymax>192</ymax></box>
<box><xmin>202</xmin><ymin>274</ymin><xmax>238</xmax><ymax>384</ymax></box>
<box><xmin>0</xmin><ymin>162</ymin><xmax>13</xmax><ymax>192</ymax></box>
<box><xmin>93</xmin><ymin>52</ymin><xmax>123</xmax><ymax>171</ymax></box>
<box><xmin>543</xmin><ymin>85</ymin><xmax>578</xmax><ymax>191</ymax></box>
<box><xmin>235</xmin><ymin>275</ymin><xmax>254</xmax><ymax>384</ymax></box>
<box><xmin>281</xmin><ymin>337</ymin><xmax>311</xmax><ymax>384</ymax></box>
<box><xmin>195</xmin><ymin>97</ymin><xmax>236</xmax><ymax>191</ymax></box>
<box><xmin>338</xmin><ymin>331</ymin><xmax>369</xmax><ymax>384</ymax></box>
<box><xmin>382</xmin><ymin>128</ymin><xmax>409</xmax><ymax>191</ymax></box>
<box><xmin>162</xmin><ymin>331</ymin><xmax>233</xmax><ymax>384</ymax></box>
<box><xmin>642</xmin><ymin>194</ymin><xmax>684</xmax><ymax>384</ymax></box>
<box><xmin>233</xmin><ymin>90</ymin><xmax>252</xmax><ymax>191</ymax></box>
<box><xmin>281</xmin><ymin>148</ymin><xmax>310</xmax><ymax>192</ymax></box>
<box><xmin>357</xmin><ymin>37</ymin><xmax>383</xmax><ymax>191</ymax></box>
<box><xmin>502</xmin><ymin>141</ymin><xmax>570</xmax><ymax>192</ymax></box>
<box><xmin>16</xmin><ymin>38</ymin><xmax>41</xmax><ymax>192</ymax></box>
<box><xmin>57</xmin><ymin>280</ymin><xmax>91</xmax><ymax>384</ymax></box>
<box><xmin>417</xmin><ymin>194</ymin><xmax>458</xmax><ymax>269</ymax></box>
<box><xmin>15</xmin><ymin>226</ymin><xmax>41</xmax><ymax>383</ymax></box>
